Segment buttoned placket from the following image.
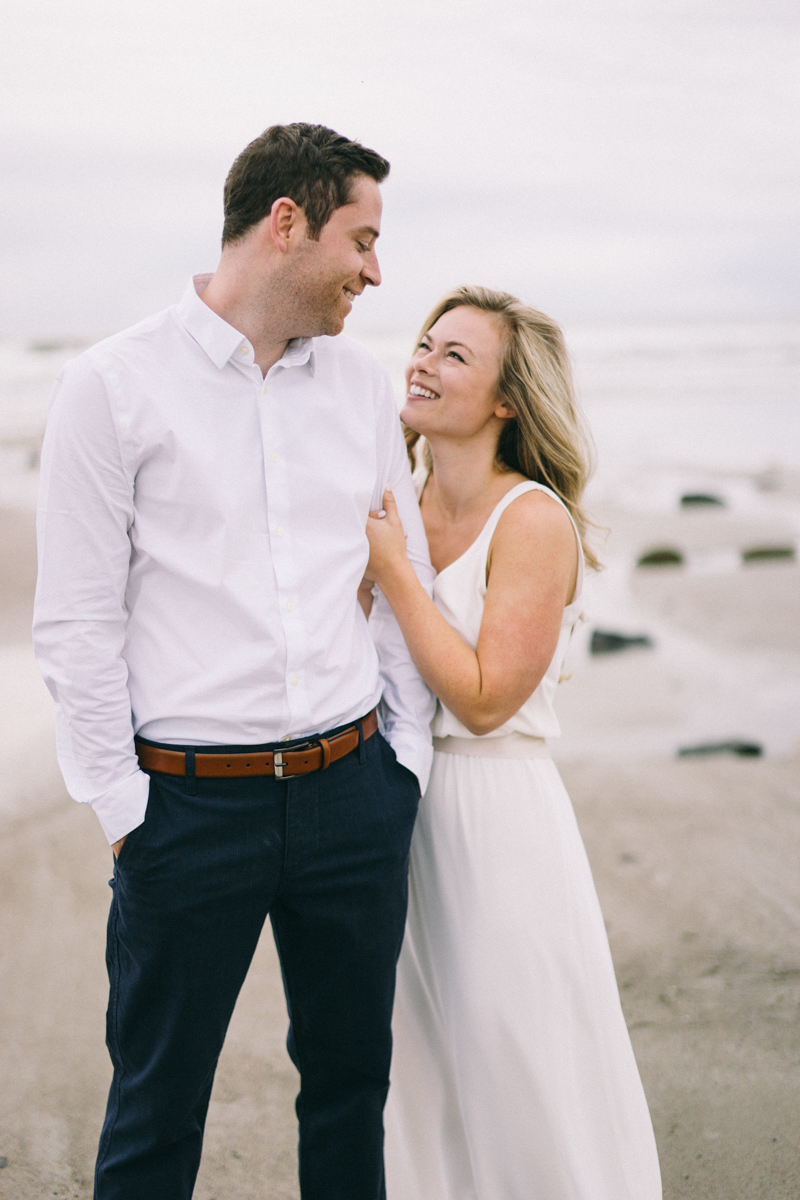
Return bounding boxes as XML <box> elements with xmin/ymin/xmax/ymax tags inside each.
<box><xmin>233</xmin><ymin>341</ymin><xmax>315</xmax><ymax>741</ymax></box>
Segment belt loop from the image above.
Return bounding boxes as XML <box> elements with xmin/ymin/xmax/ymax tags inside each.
<box><xmin>358</xmin><ymin>718</ymin><xmax>366</xmax><ymax>764</ymax></box>
<box><xmin>185</xmin><ymin>747</ymin><xmax>197</xmax><ymax>795</ymax></box>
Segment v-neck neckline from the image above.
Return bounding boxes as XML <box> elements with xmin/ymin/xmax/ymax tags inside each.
<box><xmin>423</xmin><ymin>478</ymin><xmax>538</xmax><ymax>579</ymax></box>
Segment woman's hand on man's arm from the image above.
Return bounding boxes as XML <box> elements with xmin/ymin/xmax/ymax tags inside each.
<box><xmin>365</xmin><ymin>488</ymin><xmax>577</xmax><ymax>735</ymax></box>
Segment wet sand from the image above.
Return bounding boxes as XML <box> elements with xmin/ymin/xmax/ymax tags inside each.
<box><xmin>1</xmin><ymin>502</ymin><xmax>799</xmax><ymax>1199</ymax></box>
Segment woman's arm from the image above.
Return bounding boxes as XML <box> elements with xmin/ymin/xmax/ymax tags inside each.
<box><xmin>366</xmin><ymin>488</ymin><xmax>577</xmax><ymax>735</ymax></box>
<box><xmin>357</xmin><ymin>578</ymin><xmax>375</xmax><ymax>619</ymax></box>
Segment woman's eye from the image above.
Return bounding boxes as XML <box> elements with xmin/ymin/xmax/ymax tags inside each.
<box><xmin>447</xmin><ymin>350</ymin><xmax>465</xmax><ymax>362</ymax></box>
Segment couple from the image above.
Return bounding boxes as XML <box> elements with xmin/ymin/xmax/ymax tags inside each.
<box><xmin>33</xmin><ymin>123</ymin><xmax>661</xmax><ymax>1199</ymax></box>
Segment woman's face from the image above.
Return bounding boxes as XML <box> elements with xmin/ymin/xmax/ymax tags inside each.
<box><xmin>401</xmin><ymin>306</ymin><xmax>513</xmax><ymax>441</ymax></box>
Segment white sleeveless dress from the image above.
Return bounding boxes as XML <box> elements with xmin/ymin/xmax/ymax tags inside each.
<box><xmin>384</xmin><ymin>480</ymin><xmax>662</xmax><ymax>1200</ymax></box>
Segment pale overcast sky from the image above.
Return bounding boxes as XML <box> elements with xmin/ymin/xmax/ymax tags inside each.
<box><xmin>1</xmin><ymin>0</ymin><xmax>797</xmax><ymax>335</ymax></box>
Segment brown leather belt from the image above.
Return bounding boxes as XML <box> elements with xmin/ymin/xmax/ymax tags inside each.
<box><xmin>135</xmin><ymin>709</ymin><xmax>378</xmax><ymax>780</ymax></box>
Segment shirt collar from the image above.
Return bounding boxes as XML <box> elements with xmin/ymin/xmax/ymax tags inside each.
<box><xmin>277</xmin><ymin>336</ymin><xmax>315</xmax><ymax>373</ymax></box>
<box><xmin>176</xmin><ymin>274</ymin><xmax>315</xmax><ymax>374</ymax></box>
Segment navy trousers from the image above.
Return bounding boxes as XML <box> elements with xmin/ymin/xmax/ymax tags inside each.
<box><xmin>94</xmin><ymin>729</ymin><xmax>420</xmax><ymax>1200</ymax></box>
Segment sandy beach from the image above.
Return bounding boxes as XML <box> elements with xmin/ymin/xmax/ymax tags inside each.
<box><xmin>1</xmin><ymin>467</ymin><xmax>799</xmax><ymax>1197</ymax></box>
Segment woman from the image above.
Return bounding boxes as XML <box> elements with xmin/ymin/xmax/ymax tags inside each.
<box><xmin>365</xmin><ymin>287</ymin><xmax>662</xmax><ymax>1199</ymax></box>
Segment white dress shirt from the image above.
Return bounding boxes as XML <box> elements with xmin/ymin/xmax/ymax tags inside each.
<box><xmin>33</xmin><ymin>275</ymin><xmax>435</xmax><ymax>844</ymax></box>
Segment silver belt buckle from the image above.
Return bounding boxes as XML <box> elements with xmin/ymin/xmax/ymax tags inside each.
<box><xmin>274</xmin><ymin>750</ymin><xmax>286</xmax><ymax>779</ymax></box>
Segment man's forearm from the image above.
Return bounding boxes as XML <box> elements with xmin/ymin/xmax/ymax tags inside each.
<box><xmin>34</xmin><ymin>359</ymin><xmax>148</xmax><ymax>844</ymax></box>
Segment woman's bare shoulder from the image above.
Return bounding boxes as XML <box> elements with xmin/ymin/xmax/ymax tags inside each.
<box><xmin>493</xmin><ymin>486</ymin><xmax>574</xmax><ymax>548</ymax></box>
<box><xmin>488</xmin><ymin>487</ymin><xmax>578</xmax><ymax>601</ymax></box>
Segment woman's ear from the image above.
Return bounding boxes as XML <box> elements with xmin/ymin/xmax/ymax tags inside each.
<box><xmin>494</xmin><ymin>401</ymin><xmax>516</xmax><ymax>421</ymax></box>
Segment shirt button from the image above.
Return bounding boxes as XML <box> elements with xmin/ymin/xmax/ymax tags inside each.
<box><xmin>292</xmin><ymin>675</ymin><xmax>299</xmax><ymax>686</ymax></box>
<box><xmin>276</xmin><ymin>526</ymin><xmax>284</xmax><ymax>537</ymax></box>
<box><xmin>281</xmin><ymin>735</ymin><xmax>291</xmax><ymax>742</ymax></box>
<box><xmin>239</xmin><ymin>345</ymin><xmax>248</xmax><ymax>356</ymax></box>
<box><xmin>286</xmin><ymin>600</ymin><xmax>293</xmax><ymax>611</ymax></box>
<box><xmin>271</xmin><ymin>452</ymin><xmax>279</xmax><ymax>462</ymax></box>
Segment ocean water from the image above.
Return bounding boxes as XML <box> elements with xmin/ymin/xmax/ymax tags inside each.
<box><xmin>5</xmin><ymin>318</ymin><xmax>798</xmax><ymax>489</ymax></box>
<box><xmin>362</xmin><ymin>319</ymin><xmax>800</xmax><ymax>478</ymax></box>
<box><xmin>2</xmin><ymin>319</ymin><xmax>798</xmax><ymax>759</ymax></box>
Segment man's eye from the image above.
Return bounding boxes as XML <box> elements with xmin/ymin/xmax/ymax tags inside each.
<box><xmin>357</xmin><ymin>241</ymin><xmax>370</xmax><ymax>252</ymax></box>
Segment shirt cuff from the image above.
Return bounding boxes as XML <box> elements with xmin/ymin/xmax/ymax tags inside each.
<box><xmin>91</xmin><ymin>769</ymin><xmax>151</xmax><ymax>844</ymax></box>
<box><xmin>384</xmin><ymin>727</ymin><xmax>434</xmax><ymax>796</ymax></box>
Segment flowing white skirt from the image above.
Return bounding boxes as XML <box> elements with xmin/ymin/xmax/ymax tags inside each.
<box><xmin>384</xmin><ymin>749</ymin><xmax>662</xmax><ymax>1200</ymax></box>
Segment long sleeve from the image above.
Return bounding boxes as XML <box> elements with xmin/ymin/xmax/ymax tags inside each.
<box><xmin>32</xmin><ymin>359</ymin><xmax>149</xmax><ymax>844</ymax></box>
<box><xmin>369</xmin><ymin>383</ymin><xmax>436</xmax><ymax>793</ymax></box>
<box><xmin>33</xmin><ymin>302</ymin><xmax>434</xmax><ymax>832</ymax></box>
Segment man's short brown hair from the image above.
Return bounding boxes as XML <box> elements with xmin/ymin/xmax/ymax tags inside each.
<box><xmin>221</xmin><ymin>123</ymin><xmax>390</xmax><ymax>246</ymax></box>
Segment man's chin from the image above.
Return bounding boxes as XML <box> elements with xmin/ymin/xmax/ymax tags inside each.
<box><xmin>304</xmin><ymin>313</ymin><xmax>346</xmax><ymax>339</ymax></box>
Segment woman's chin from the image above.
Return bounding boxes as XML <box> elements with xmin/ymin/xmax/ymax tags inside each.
<box><xmin>399</xmin><ymin>402</ymin><xmax>431</xmax><ymax>433</ymax></box>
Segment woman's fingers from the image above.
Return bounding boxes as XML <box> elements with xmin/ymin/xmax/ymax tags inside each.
<box><xmin>366</xmin><ymin>489</ymin><xmax>405</xmax><ymax>553</ymax></box>
<box><xmin>369</xmin><ymin>489</ymin><xmax>396</xmax><ymax>521</ymax></box>
<box><xmin>369</xmin><ymin>489</ymin><xmax>396</xmax><ymax>520</ymax></box>
<box><xmin>381</xmin><ymin>491</ymin><xmax>408</xmax><ymax>538</ymax></box>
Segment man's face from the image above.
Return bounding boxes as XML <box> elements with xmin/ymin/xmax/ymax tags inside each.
<box><xmin>290</xmin><ymin>174</ymin><xmax>383</xmax><ymax>337</ymax></box>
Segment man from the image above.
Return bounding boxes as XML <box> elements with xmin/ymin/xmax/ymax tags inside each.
<box><xmin>33</xmin><ymin>123</ymin><xmax>435</xmax><ymax>1200</ymax></box>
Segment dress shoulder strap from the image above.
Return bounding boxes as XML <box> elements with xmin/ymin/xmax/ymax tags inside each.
<box><xmin>483</xmin><ymin>481</ymin><xmax>585</xmax><ymax>604</ymax></box>
<box><xmin>480</xmin><ymin>480</ymin><xmax>543</xmax><ymax>543</ymax></box>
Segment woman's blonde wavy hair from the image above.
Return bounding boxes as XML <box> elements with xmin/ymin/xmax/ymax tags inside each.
<box><xmin>405</xmin><ymin>285</ymin><xmax>599</xmax><ymax>571</ymax></box>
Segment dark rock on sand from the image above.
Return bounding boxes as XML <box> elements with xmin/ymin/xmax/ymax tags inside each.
<box><xmin>677</xmin><ymin>740</ymin><xmax>763</xmax><ymax>759</ymax></box>
<box><xmin>741</xmin><ymin>546</ymin><xmax>796</xmax><ymax>564</ymax></box>
<box><xmin>637</xmin><ymin>548</ymin><xmax>684</xmax><ymax>567</ymax></box>
<box><xmin>590</xmin><ymin>630</ymin><xmax>655</xmax><ymax>655</ymax></box>
<box><xmin>680</xmin><ymin>493</ymin><xmax>725</xmax><ymax>508</ymax></box>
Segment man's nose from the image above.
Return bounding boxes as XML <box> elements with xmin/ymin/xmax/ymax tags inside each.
<box><xmin>362</xmin><ymin>249</ymin><xmax>381</xmax><ymax>288</ymax></box>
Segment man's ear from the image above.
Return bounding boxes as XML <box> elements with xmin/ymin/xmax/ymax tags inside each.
<box><xmin>269</xmin><ymin>196</ymin><xmax>304</xmax><ymax>254</ymax></box>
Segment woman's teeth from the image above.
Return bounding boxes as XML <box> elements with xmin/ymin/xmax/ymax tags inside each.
<box><xmin>409</xmin><ymin>384</ymin><xmax>439</xmax><ymax>399</ymax></box>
